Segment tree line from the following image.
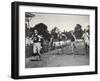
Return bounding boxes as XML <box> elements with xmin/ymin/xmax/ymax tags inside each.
<box><xmin>26</xmin><ymin>23</ymin><xmax>88</xmax><ymax>40</ymax></box>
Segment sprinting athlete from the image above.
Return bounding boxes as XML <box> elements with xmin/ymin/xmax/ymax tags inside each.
<box><xmin>82</xmin><ymin>29</ymin><xmax>89</xmax><ymax>54</ymax></box>
<box><xmin>70</xmin><ymin>31</ymin><xmax>76</xmax><ymax>54</ymax></box>
<box><xmin>32</xmin><ymin>30</ymin><xmax>42</xmax><ymax>60</ymax></box>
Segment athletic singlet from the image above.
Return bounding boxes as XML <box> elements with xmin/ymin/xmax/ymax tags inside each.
<box><xmin>33</xmin><ymin>34</ymin><xmax>40</xmax><ymax>43</ymax></box>
<box><xmin>58</xmin><ymin>34</ymin><xmax>62</xmax><ymax>41</ymax></box>
<box><xmin>70</xmin><ymin>34</ymin><xmax>75</xmax><ymax>42</ymax></box>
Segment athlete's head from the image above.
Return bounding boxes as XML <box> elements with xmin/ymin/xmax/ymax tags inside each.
<box><xmin>34</xmin><ymin>30</ymin><xmax>38</xmax><ymax>34</ymax></box>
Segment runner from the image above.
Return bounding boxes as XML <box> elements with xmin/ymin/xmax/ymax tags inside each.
<box><xmin>57</xmin><ymin>32</ymin><xmax>63</xmax><ymax>53</ymax></box>
<box><xmin>32</xmin><ymin>30</ymin><xmax>42</xmax><ymax>61</ymax></box>
<box><xmin>70</xmin><ymin>31</ymin><xmax>76</xmax><ymax>55</ymax></box>
<box><xmin>82</xmin><ymin>29</ymin><xmax>89</xmax><ymax>54</ymax></box>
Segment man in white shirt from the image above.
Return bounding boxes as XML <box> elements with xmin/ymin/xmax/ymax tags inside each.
<box><xmin>82</xmin><ymin>29</ymin><xmax>89</xmax><ymax>54</ymax></box>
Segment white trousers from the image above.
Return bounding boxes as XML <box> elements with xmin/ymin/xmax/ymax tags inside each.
<box><xmin>33</xmin><ymin>43</ymin><xmax>42</xmax><ymax>54</ymax></box>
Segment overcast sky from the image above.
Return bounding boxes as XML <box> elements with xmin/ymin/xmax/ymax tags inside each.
<box><xmin>29</xmin><ymin>12</ymin><xmax>90</xmax><ymax>32</ymax></box>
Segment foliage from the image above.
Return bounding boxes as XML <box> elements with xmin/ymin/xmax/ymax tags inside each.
<box><xmin>74</xmin><ymin>24</ymin><xmax>84</xmax><ymax>39</ymax></box>
<box><xmin>26</xmin><ymin>23</ymin><xmax>51</xmax><ymax>41</ymax></box>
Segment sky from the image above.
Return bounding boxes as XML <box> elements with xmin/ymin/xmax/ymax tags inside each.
<box><xmin>28</xmin><ymin>12</ymin><xmax>90</xmax><ymax>32</ymax></box>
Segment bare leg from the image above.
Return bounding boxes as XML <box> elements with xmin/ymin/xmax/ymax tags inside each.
<box><xmin>59</xmin><ymin>42</ymin><xmax>63</xmax><ymax>54</ymax></box>
<box><xmin>37</xmin><ymin>47</ymin><xmax>42</xmax><ymax>60</ymax></box>
<box><xmin>85</xmin><ymin>43</ymin><xmax>89</xmax><ymax>54</ymax></box>
<box><xmin>59</xmin><ymin>42</ymin><xmax>62</xmax><ymax>53</ymax></box>
<box><xmin>71</xmin><ymin>42</ymin><xmax>74</xmax><ymax>55</ymax></box>
<box><xmin>60</xmin><ymin>45</ymin><xmax>63</xmax><ymax>53</ymax></box>
<box><xmin>73</xmin><ymin>42</ymin><xmax>76</xmax><ymax>48</ymax></box>
<box><xmin>84</xmin><ymin>43</ymin><xmax>87</xmax><ymax>55</ymax></box>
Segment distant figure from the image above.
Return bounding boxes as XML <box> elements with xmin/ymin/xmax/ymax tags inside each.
<box><xmin>32</xmin><ymin>30</ymin><xmax>42</xmax><ymax>60</ymax></box>
<box><xmin>58</xmin><ymin>32</ymin><xmax>63</xmax><ymax>46</ymax></box>
<box><xmin>70</xmin><ymin>31</ymin><xmax>76</xmax><ymax>54</ymax></box>
<box><xmin>50</xmin><ymin>35</ymin><xmax>54</xmax><ymax>48</ymax></box>
<box><xmin>82</xmin><ymin>29</ymin><xmax>89</xmax><ymax>54</ymax></box>
<box><xmin>57</xmin><ymin>32</ymin><xmax>63</xmax><ymax>53</ymax></box>
<box><xmin>87</xmin><ymin>25</ymin><xmax>90</xmax><ymax>35</ymax></box>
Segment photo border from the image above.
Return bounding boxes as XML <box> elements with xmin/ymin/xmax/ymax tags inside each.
<box><xmin>11</xmin><ymin>1</ymin><xmax>98</xmax><ymax>79</ymax></box>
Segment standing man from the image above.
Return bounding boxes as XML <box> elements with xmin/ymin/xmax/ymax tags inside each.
<box><xmin>70</xmin><ymin>31</ymin><xmax>76</xmax><ymax>54</ymax></box>
<box><xmin>32</xmin><ymin>30</ymin><xmax>42</xmax><ymax>61</ymax></box>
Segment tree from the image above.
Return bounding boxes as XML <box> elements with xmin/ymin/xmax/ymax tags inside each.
<box><xmin>74</xmin><ymin>24</ymin><xmax>84</xmax><ymax>39</ymax></box>
<box><xmin>51</xmin><ymin>27</ymin><xmax>59</xmax><ymax>39</ymax></box>
<box><xmin>33</xmin><ymin>23</ymin><xmax>51</xmax><ymax>41</ymax></box>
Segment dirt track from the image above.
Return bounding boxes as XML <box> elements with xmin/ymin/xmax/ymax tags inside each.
<box><xmin>25</xmin><ymin>41</ymin><xmax>89</xmax><ymax>68</ymax></box>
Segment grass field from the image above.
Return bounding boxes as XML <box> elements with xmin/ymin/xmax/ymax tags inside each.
<box><xmin>25</xmin><ymin>41</ymin><xmax>89</xmax><ymax>68</ymax></box>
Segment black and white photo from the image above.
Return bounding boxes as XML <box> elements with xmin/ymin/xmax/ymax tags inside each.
<box><xmin>11</xmin><ymin>1</ymin><xmax>98</xmax><ymax>79</ymax></box>
<box><xmin>25</xmin><ymin>12</ymin><xmax>90</xmax><ymax>68</ymax></box>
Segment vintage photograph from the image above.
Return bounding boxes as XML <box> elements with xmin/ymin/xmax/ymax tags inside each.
<box><xmin>11</xmin><ymin>2</ymin><xmax>97</xmax><ymax>79</ymax></box>
<box><xmin>25</xmin><ymin>12</ymin><xmax>90</xmax><ymax>68</ymax></box>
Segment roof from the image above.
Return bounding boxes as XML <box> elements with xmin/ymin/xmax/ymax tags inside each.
<box><xmin>25</xmin><ymin>12</ymin><xmax>35</xmax><ymax>17</ymax></box>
